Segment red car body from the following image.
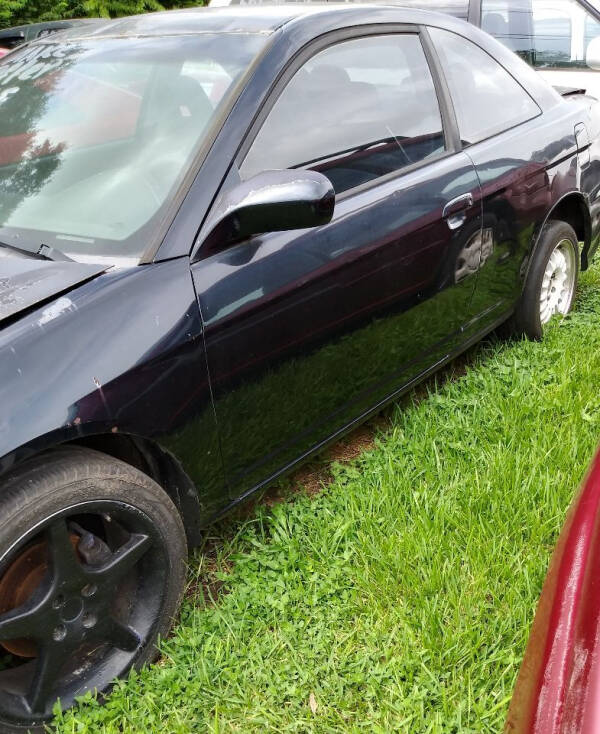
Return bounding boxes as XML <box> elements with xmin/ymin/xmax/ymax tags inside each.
<box><xmin>0</xmin><ymin>48</ymin><xmax>9</xmax><ymax>59</ymax></box>
<box><xmin>507</xmin><ymin>451</ymin><xmax>600</xmax><ymax>732</ymax></box>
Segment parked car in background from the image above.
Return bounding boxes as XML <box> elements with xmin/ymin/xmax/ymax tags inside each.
<box><xmin>209</xmin><ymin>0</ymin><xmax>600</xmax><ymax>98</ymax></box>
<box><xmin>0</xmin><ymin>18</ymin><xmax>104</xmax><ymax>53</ymax></box>
<box><xmin>479</xmin><ymin>0</ymin><xmax>600</xmax><ymax>99</ymax></box>
<box><xmin>0</xmin><ymin>4</ymin><xmax>599</xmax><ymax>730</ymax></box>
<box><xmin>506</xmin><ymin>449</ymin><xmax>600</xmax><ymax>733</ymax></box>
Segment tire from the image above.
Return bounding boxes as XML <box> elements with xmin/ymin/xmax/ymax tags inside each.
<box><xmin>512</xmin><ymin>219</ymin><xmax>579</xmax><ymax>340</ymax></box>
<box><xmin>0</xmin><ymin>446</ymin><xmax>187</xmax><ymax>733</ymax></box>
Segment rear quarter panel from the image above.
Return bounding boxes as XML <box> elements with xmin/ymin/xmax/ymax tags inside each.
<box><xmin>466</xmin><ymin>97</ymin><xmax>599</xmax><ymax>322</ymax></box>
<box><xmin>573</xmin><ymin>95</ymin><xmax>600</xmax><ymax>263</ymax></box>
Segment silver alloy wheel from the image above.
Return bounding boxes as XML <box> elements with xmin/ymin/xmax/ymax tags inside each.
<box><xmin>539</xmin><ymin>239</ymin><xmax>577</xmax><ymax>325</ymax></box>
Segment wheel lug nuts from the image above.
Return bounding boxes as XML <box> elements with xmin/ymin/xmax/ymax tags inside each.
<box><xmin>81</xmin><ymin>583</ymin><xmax>97</xmax><ymax>598</ymax></box>
<box><xmin>82</xmin><ymin>612</ymin><xmax>97</xmax><ymax>629</ymax></box>
<box><xmin>52</xmin><ymin>595</ymin><xmax>65</xmax><ymax>610</ymax></box>
<box><xmin>53</xmin><ymin>624</ymin><xmax>67</xmax><ymax>641</ymax></box>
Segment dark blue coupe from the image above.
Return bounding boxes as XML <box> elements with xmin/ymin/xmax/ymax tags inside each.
<box><xmin>0</xmin><ymin>4</ymin><xmax>598</xmax><ymax>729</ymax></box>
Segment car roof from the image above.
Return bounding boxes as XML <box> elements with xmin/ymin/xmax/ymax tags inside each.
<box><xmin>38</xmin><ymin>4</ymin><xmax>462</xmax><ymax>40</ymax></box>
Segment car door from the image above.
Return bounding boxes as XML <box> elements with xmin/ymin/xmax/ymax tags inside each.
<box><xmin>191</xmin><ymin>30</ymin><xmax>482</xmax><ymax>498</ymax></box>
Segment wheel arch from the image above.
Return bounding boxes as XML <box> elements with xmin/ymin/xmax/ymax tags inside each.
<box><xmin>0</xmin><ymin>430</ymin><xmax>204</xmax><ymax>548</ymax></box>
<box><xmin>74</xmin><ymin>433</ymin><xmax>204</xmax><ymax>547</ymax></box>
<box><xmin>533</xmin><ymin>192</ymin><xmax>592</xmax><ymax>271</ymax></box>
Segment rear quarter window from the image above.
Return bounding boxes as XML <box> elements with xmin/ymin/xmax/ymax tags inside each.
<box><xmin>430</xmin><ymin>27</ymin><xmax>540</xmax><ymax>145</ymax></box>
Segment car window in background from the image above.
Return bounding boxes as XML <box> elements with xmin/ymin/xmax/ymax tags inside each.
<box><xmin>241</xmin><ymin>34</ymin><xmax>445</xmax><ymax>194</ymax></box>
<box><xmin>534</xmin><ymin>0</ymin><xmax>576</xmax><ymax>66</ymax></box>
<box><xmin>585</xmin><ymin>2</ymin><xmax>600</xmax><ymax>44</ymax></box>
<box><xmin>482</xmin><ymin>0</ymin><xmax>600</xmax><ymax>69</ymax></box>
<box><xmin>430</xmin><ymin>27</ymin><xmax>540</xmax><ymax>144</ymax></box>
<box><xmin>0</xmin><ymin>34</ymin><xmax>266</xmax><ymax>262</ymax></box>
<box><xmin>532</xmin><ymin>0</ymin><xmax>600</xmax><ymax>68</ymax></box>
<box><xmin>481</xmin><ymin>0</ymin><xmax>537</xmax><ymax>62</ymax></box>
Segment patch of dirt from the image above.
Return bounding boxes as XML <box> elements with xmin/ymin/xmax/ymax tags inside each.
<box><xmin>287</xmin><ymin>417</ymin><xmax>387</xmax><ymax>496</ymax></box>
<box><xmin>289</xmin><ymin>461</ymin><xmax>333</xmax><ymax>497</ymax></box>
<box><xmin>184</xmin><ymin>536</ymin><xmax>234</xmax><ymax>607</ymax></box>
<box><xmin>327</xmin><ymin>424</ymin><xmax>378</xmax><ymax>463</ymax></box>
<box><xmin>186</xmin><ymin>574</ymin><xmax>225</xmax><ymax>606</ymax></box>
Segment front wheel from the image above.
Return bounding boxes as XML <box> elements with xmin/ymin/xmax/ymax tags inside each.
<box><xmin>0</xmin><ymin>447</ymin><xmax>187</xmax><ymax>732</ymax></box>
<box><xmin>512</xmin><ymin>219</ymin><xmax>579</xmax><ymax>340</ymax></box>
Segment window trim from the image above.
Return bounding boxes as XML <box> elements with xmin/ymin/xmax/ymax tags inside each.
<box><xmin>468</xmin><ymin>0</ymin><xmax>482</xmax><ymax>27</ymax></box>
<box><xmin>420</xmin><ymin>25</ymin><xmax>461</xmax><ymax>152</ymax></box>
<box><xmin>235</xmin><ymin>24</ymin><xmax>458</xmax><ymax>202</ymax></box>
<box><xmin>425</xmin><ymin>25</ymin><xmax>542</xmax><ymax>147</ymax></box>
<box><xmin>581</xmin><ymin>0</ymin><xmax>600</xmax><ymax>24</ymax></box>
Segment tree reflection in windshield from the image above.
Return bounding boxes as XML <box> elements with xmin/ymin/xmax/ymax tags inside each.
<box><xmin>0</xmin><ymin>34</ymin><xmax>267</xmax><ymax>261</ymax></box>
<box><xmin>0</xmin><ymin>43</ymin><xmax>82</xmax><ymax>247</ymax></box>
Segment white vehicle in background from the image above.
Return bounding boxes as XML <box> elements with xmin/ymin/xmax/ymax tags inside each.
<box><xmin>208</xmin><ymin>0</ymin><xmax>600</xmax><ymax>98</ymax></box>
<box><xmin>480</xmin><ymin>0</ymin><xmax>600</xmax><ymax>100</ymax></box>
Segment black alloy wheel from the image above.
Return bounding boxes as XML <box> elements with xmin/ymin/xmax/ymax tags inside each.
<box><xmin>0</xmin><ymin>447</ymin><xmax>187</xmax><ymax>732</ymax></box>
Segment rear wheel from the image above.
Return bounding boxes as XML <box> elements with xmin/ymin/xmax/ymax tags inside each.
<box><xmin>511</xmin><ymin>219</ymin><xmax>579</xmax><ymax>340</ymax></box>
<box><xmin>0</xmin><ymin>447</ymin><xmax>187</xmax><ymax>732</ymax></box>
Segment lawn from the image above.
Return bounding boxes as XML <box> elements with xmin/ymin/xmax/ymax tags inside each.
<box><xmin>55</xmin><ymin>262</ymin><xmax>600</xmax><ymax>733</ymax></box>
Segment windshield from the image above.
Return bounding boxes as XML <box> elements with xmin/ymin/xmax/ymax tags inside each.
<box><xmin>0</xmin><ymin>33</ymin><xmax>267</xmax><ymax>263</ymax></box>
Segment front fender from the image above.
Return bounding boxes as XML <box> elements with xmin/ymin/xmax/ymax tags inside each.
<box><xmin>0</xmin><ymin>258</ymin><xmax>226</xmax><ymax>521</ymax></box>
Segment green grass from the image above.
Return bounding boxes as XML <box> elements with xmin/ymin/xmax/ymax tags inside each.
<box><xmin>55</xmin><ymin>263</ymin><xmax>600</xmax><ymax>733</ymax></box>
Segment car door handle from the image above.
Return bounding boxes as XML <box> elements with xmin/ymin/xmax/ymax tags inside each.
<box><xmin>443</xmin><ymin>193</ymin><xmax>474</xmax><ymax>219</ymax></box>
<box><xmin>442</xmin><ymin>193</ymin><xmax>474</xmax><ymax>230</ymax></box>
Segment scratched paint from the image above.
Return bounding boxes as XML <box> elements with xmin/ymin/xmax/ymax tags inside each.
<box><xmin>37</xmin><ymin>296</ymin><xmax>74</xmax><ymax>326</ymax></box>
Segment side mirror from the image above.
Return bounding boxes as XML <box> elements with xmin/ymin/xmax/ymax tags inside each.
<box><xmin>199</xmin><ymin>169</ymin><xmax>335</xmax><ymax>257</ymax></box>
<box><xmin>587</xmin><ymin>36</ymin><xmax>600</xmax><ymax>71</ymax></box>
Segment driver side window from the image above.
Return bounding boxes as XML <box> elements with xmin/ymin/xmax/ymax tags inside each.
<box><xmin>240</xmin><ymin>33</ymin><xmax>446</xmax><ymax>194</ymax></box>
